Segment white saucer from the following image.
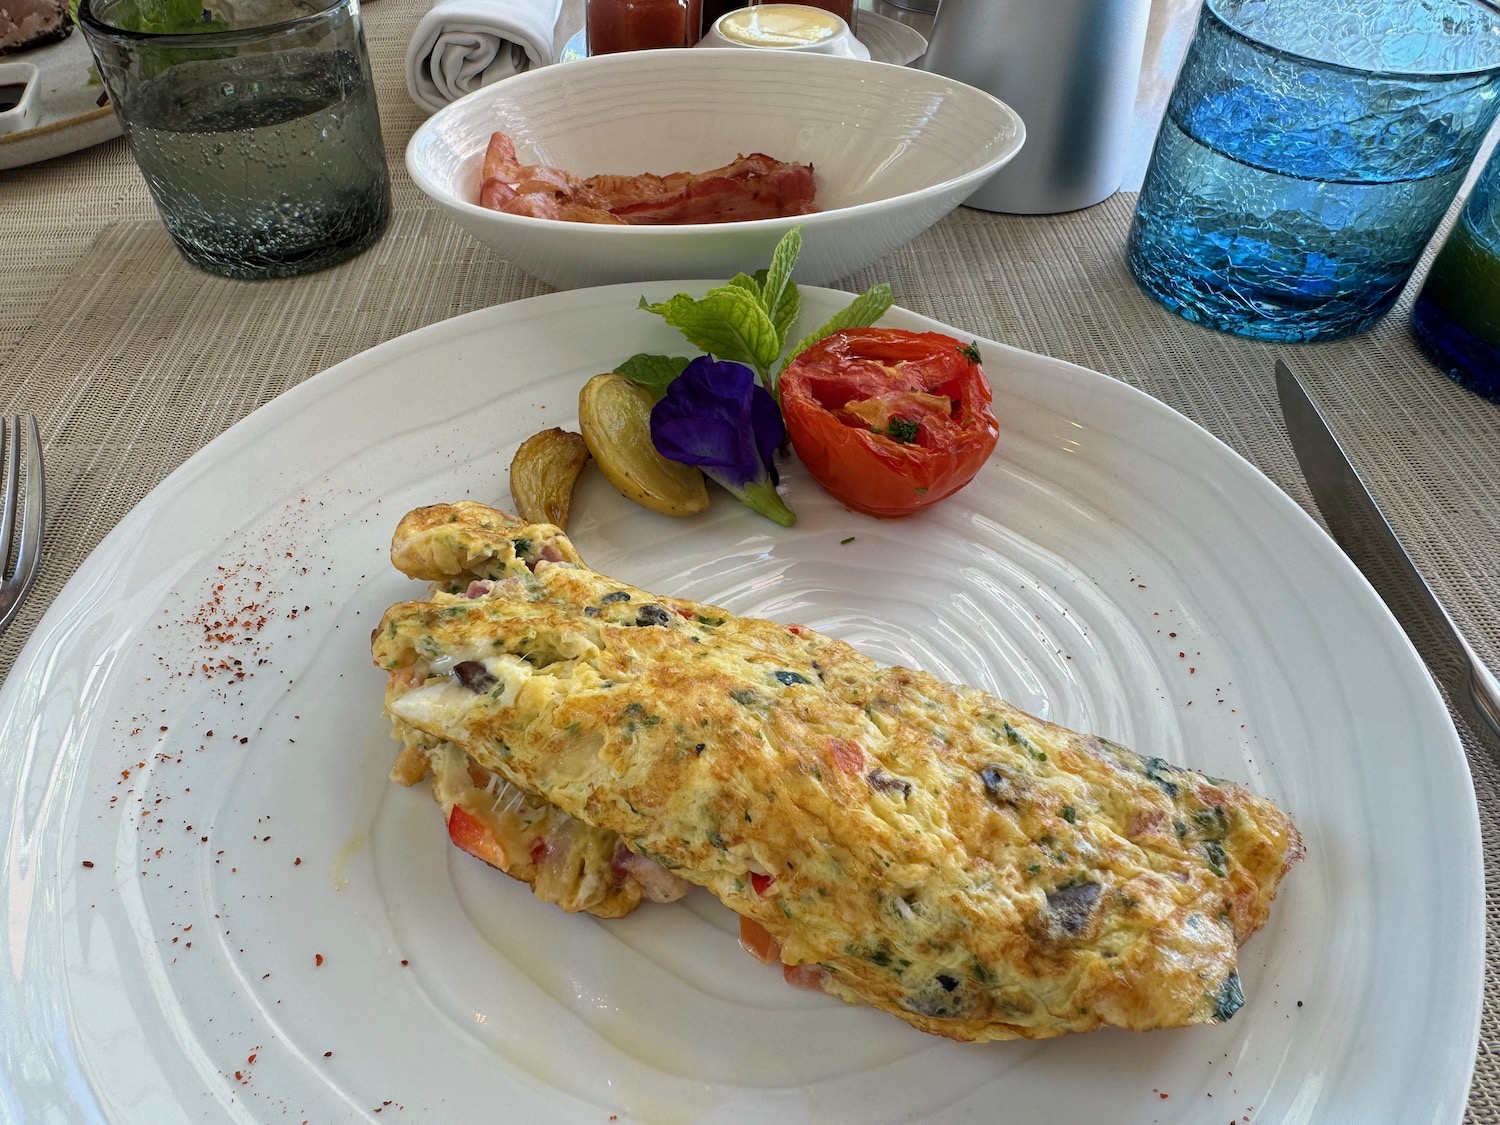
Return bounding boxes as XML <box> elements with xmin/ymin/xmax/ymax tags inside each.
<box><xmin>560</xmin><ymin>9</ymin><xmax>927</xmax><ymax>66</ymax></box>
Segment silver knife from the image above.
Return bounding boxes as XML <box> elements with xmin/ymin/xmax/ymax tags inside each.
<box><xmin>1275</xmin><ymin>358</ymin><xmax>1500</xmax><ymax>747</ymax></box>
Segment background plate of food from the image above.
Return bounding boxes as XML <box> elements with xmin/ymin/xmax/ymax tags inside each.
<box><xmin>0</xmin><ymin>282</ymin><xmax>1478</xmax><ymax>1122</ymax></box>
<box><xmin>0</xmin><ymin>24</ymin><xmax>119</xmax><ymax>170</ymax></box>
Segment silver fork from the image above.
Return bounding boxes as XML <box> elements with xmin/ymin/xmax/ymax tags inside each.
<box><xmin>0</xmin><ymin>415</ymin><xmax>44</xmax><ymax>634</ymax></box>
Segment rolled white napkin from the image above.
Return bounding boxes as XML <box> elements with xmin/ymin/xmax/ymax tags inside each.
<box><xmin>405</xmin><ymin>0</ymin><xmax>565</xmax><ymax>115</ymax></box>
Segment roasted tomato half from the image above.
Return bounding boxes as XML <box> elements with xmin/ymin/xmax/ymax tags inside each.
<box><xmin>779</xmin><ymin>328</ymin><xmax>999</xmax><ymax>517</ymax></box>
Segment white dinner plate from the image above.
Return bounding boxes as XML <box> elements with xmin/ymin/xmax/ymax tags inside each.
<box><xmin>0</xmin><ymin>285</ymin><xmax>1479</xmax><ymax>1123</ymax></box>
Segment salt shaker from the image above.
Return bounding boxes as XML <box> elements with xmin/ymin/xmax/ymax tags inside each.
<box><xmin>919</xmin><ymin>0</ymin><xmax>1151</xmax><ymax>214</ymax></box>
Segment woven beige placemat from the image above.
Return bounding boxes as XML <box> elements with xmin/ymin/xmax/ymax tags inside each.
<box><xmin>0</xmin><ymin>206</ymin><xmax>552</xmax><ymax>671</ymax></box>
<box><xmin>0</xmin><ymin>0</ymin><xmax>444</xmax><ymax>365</ymax></box>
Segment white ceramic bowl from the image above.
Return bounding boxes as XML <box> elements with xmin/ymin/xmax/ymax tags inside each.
<box><xmin>406</xmin><ymin>49</ymin><xmax>1025</xmax><ymax>290</ymax></box>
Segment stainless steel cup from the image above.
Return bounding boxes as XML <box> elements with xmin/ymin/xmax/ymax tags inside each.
<box><xmin>920</xmin><ymin>0</ymin><xmax>1150</xmax><ymax>214</ymax></box>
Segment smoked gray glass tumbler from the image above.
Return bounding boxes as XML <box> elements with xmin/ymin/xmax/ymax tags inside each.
<box><xmin>79</xmin><ymin>0</ymin><xmax>391</xmax><ymax>279</ymax></box>
<box><xmin>1128</xmin><ymin>0</ymin><xmax>1500</xmax><ymax>343</ymax></box>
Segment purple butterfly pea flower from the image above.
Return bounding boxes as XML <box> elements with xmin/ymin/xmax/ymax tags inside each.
<box><xmin>649</xmin><ymin>357</ymin><xmax>795</xmax><ymax>527</ymax></box>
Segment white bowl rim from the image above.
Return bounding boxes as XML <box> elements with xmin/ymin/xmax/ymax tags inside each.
<box><xmin>405</xmin><ymin>49</ymin><xmax>1026</xmax><ymax>236</ymax></box>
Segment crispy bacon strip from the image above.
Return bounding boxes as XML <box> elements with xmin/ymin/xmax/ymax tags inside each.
<box><xmin>479</xmin><ymin>132</ymin><xmax>624</xmax><ymax>224</ymax></box>
<box><xmin>476</xmin><ymin>130</ymin><xmax>817</xmax><ymax>226</ymax></box>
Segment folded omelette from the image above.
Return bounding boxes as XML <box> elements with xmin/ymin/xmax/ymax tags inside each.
<box><xmin>372</xmin><ymin>502</ymin><xmax>1302</xmax><ymax>1042</ymax></box>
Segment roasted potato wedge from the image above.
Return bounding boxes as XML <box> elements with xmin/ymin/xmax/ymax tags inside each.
<box><xmin>510</xmin><ymin>428</ymin><xmax>591</xmax><ymax>529</ymax></box>
<box><xmin>578</xmin><ymin>373</ymin><xmax>709</xmax><ymax>517</ymax></box>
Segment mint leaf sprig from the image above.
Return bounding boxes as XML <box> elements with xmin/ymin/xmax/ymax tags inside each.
<box><xmin>612</xmin><ymin>228</ymin><xmax>893</xmax><ymax>528</ymax></box>
<box><xmin>104</xmin><ymin>0</ymin><xmax>230</xmax><ymax>33</ymax></box>
<box><xmin>630</xmin><ymin>227</ymin><xmax>892</xmax><ymax>400</ymax></box>
<box><xmin>614</xmin><ymin>353</ymin><xmax>693</xmax><ymax>398</ymax></box>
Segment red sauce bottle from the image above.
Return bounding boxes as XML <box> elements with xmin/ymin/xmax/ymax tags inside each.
<box><xmin>588</xmin><ymin>0</ymin><xmax>705</xmax><ymax>53</ymax></box>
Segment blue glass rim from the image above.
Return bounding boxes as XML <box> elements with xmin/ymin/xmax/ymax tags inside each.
<box><xmin>1204</xmin><ymin>0</ymin><xmax>1500</xmax><ymax>81</ymax></box>
<box><xmin>78</xmin><ymin>0</ymin><xmax>354</xmax><ymax>46</ymax></box>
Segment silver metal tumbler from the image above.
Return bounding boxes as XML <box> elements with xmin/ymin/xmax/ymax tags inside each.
<box><xmin>920</xmin><ymin>0</ymin><xmax>1151</xmax><ymax>214</ymax></box>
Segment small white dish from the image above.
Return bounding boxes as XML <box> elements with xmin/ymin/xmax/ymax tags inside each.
<box><xmin>697</xmin><ymin>5</ymin><xmax>871</xmax><ymax>60</ymax></box>
<box><xmin>0</xmin><ymin>62</ymin><xmax>40</xmax><ymax>135</ymax></box>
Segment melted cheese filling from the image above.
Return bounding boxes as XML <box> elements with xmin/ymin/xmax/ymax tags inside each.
<box><xmin>390</xmin><ymin>652</ymin><xmax>532</xmax><ymax>731</ymax></box>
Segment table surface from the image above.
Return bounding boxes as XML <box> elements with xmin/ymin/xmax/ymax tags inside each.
<box><xmin>1</xmin><ymin>0</ymin><xmax>1498</xmax><ymax>1120</ymax></box>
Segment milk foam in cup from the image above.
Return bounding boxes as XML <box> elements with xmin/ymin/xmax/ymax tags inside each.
<box><xmin>698</xmin><ymin>4</ymin><xmax>868</xmax><ymax>58</ymax></box>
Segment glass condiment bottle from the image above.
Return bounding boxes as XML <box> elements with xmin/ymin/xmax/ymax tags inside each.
<box><xmin>588</xmin><ymin>0</ymin><xmax>704</xmax><ymax>54</ymax></box>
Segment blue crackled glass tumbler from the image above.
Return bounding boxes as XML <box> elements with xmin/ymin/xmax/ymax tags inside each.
<box><xmin>1128</xmin><ymin>0</ymin><xmax>1500</xmax><ymax>343</ymax></box>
